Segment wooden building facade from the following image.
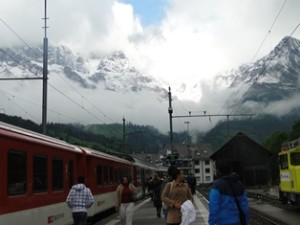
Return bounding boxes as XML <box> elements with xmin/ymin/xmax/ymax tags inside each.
<box><xmin>210</xmin><ymin>132</ymin><xmax>272</xmax><ymax>187</ymax></box>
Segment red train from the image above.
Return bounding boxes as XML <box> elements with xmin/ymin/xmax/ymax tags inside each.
<box><xmin>0</xmin><ymin>122</ymin><xmax>166</xmax><ymax>225</ymax></box>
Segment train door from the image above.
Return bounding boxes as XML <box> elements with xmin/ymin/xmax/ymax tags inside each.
<box><xmin>279</xmin><ymin>152</ymin><xmax>290</xmax><ymax>192</ymax></box>
<box><xmin>289</xmin><ymin>151</ymin><xmax>300</xmax><ymax>192</ymax></box>
<box><xmin>140</xmin><ymin>167</ymin><xmax>145</xmax><ymax>197</ymax></box>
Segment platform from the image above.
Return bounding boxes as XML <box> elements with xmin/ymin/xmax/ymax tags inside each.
<box><xmin>95</xmin><ymin>192</ymin><xmax>209</xmax><ymax>225</ymax></box>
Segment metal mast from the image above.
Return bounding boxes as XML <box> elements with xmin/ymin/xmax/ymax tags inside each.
<box><xmin>168</xmin><ymin>87</ymin><xmax>174</xmax><ymax>163</ymax></box>
<box><xmin>42</xmin><ymin>0</ymin><xmax>48</xmax><ymax>134</ymax></box>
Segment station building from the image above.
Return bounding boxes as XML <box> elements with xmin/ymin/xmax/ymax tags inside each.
<box><xmin>210</xmin><ymin>132</ymin><xmax>272</xmax><ymax>187</ymax></box>
<box><xmin>160</xmin><ymin>143</ymin><xmax>214</xmax><ymax>185</ymax></box>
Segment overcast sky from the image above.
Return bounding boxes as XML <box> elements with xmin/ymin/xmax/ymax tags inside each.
<box><xmin>1</xmin><ymin>0</ymin><xmax>300</xmax><ymax>89</ymax></box>
<box><xmin>1</xmin><ymin>0</ymin><xmax>300</xmax><ymax>134</ymax></box>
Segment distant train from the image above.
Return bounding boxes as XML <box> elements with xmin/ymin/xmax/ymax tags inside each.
<box><xmin>278</xmin><ymin>137</ymin><xmax>300</xmax><ymax>206</ymax></box>
<box><xmin>0</xmin><ymin>122</ymin><xmax>166</xmax><ymax>225</ymax></box>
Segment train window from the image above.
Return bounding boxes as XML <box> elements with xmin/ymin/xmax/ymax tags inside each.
<box><xmin>118</xmin><ymin>168</ymin><xmax>123</xmax><ymax>183</ymax></box>
<box><xmin>103</xmin><ymin>165</ymin><xmax>108</xmax><ymax>184</ymax></box>
<box><xmin>68</xmin><ymin>160</ymin><xmax>74</xmax><ymax>188</ymax></box>
<box><xmin>109</xmin><ymin>166</ymin><xmax>113</xmax><ymax>184</ymax></box>
<box><xmin>7</xmin><ymin>151</ymin><xmax>27</xmax><ymax>196</ymax></box>
<box><xmin>291</xmin><ymin>153</ymin><xmax>300</xmax><ymax>166</ymax></box>
<box><xmin>114</xmin><ymin>168</ymin><xmax>118</xmax><ymax>184</ymax></box>
<box><xmin>279</xmin><ymin>154</ymin><xmax>288</xmax><ymax>169</ymax></box>
<box><xmin>52</xmin><ymin>158</ymin><xmax>63</xmax><ymax>191</ymax></box>
<box><xmin>97</xmin><ymin>165</ymin><xmax>102</xmax><ymax>186</ymax></box>
<box><xmin>33</xmin><ymin>155</ymin><xmax>47</xmax><ymax>193</ymax></box>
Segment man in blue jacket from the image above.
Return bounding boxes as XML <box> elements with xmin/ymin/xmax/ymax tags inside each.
<box><xmin>208</xmin><ymin>160</ymin><xmax>249</xmax><ymax>225</ymax></box>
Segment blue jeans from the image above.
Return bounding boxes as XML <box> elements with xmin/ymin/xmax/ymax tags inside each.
<box><xmin>72</xmin><ymin>212</ymin><xmax>88</xmax><ymax>225</ymax></box>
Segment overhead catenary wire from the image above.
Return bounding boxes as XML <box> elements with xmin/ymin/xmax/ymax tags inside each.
<box><xmin>0</xmin><ymin>20</ymin><xmax>125</xmax><ymax>136</ymax></box>
<box><xmin>0</xmin><ymin>17</ymin><xmax>40</xmax><ymax>57</ymax></box>
<box><xmin>1</xmin><ymin>16</ymin><xmax>118</xmax><ymax>124</ymax></box>
<box><xmin>230</xmin><ymin>22</ymin><xmax>300</xmax><ymax>115</ymax></box>
<box><xmin>218</xmin><ymin>0</ymin><xmax>289</xmax><ymax>115</ymax></box>
<box><xmin>0</xmin><ymin>46</ymin><xmax>125</xmax><ymax>137</ymax></box>
<box><xmin>56</xmin><ymin>74</ymin><xmax>115</xmax><ymax>123</ymax></box>
<box><xmin>0</xmin><ymin>90</ymin><xmax>40</xmax><ymax>123</ymax></box>
<box><xmin>0</xmin><ymin>89</ymin><xmax>85</xmax><ymax>123</ymax></box>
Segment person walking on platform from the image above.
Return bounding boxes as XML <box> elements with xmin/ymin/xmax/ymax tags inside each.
<box><xmin>115</xmin><ymin>176</ymin><xmax>137</xmax><ymax>225</ymax></box>
<box><xmin>66</xmin><ymin>176</ymin><xmax>94</xmax><ymax>225</ymax></box>
<box><xmin>151</xmin><ymin>174</ymin><xmax>163</xmax><ymax>217</ymax></box>
<box><xmin>160</xmin><ymin>165</ymin><xmax>178</xmax><ymax>222</ymax></box>
<box><xmin>208</xmin><ymin>160</ymin><xmax>250</xmax><ymax>225</ymax></box>
<box><xmin>161</xmin><ymin>168</ymin><xmax>194</xmax><ymax>225</ymax></box>
<box><xmin>187</xmin><ymin>174</ymin><xmax>197</xmax><ymax>195</ymax></box>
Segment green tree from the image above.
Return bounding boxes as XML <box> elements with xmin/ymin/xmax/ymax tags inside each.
<box><xmin>289</xmin><ymin>120</ymin><xmax>300</xmax><ymax>140</ymax></box>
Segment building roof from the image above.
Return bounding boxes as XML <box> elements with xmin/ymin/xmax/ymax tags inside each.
<box><xmin>210</xmin><ymin>131</ymin><xmax>272</xmax><ymax>160</ymax></box>
<box><xmin>162</xmin><ymin>143</ymin><xmax>213</xmax><ymax>160</ymax></box>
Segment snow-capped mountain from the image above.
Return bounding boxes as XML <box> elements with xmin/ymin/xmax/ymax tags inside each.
<box><xmin>213</xmin><ymin>36</ymin><xmax>300</xmax><ymax>115</ymax></box>
<box><xmin>1</xmin><ymin>36</ymin><xmax>300</xmax><ymax>133</ymax></box>
<box><xmin>217</xmin><ymin>37</ymin><xmax>300</xmax><ymax>101</ymax></box>
<box><xmin>0</xmin><ymin>45</ymin><xmax>171</xmax><ymax>132</ymax></box>
<box><xmin>1</xmin><ymin>45</ymin><xmax>167</xmax><ymax>94</ymax></box>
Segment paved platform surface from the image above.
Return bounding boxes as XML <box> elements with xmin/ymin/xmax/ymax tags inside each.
<box><xmin>95</xmin><ymin>192</ymin><xmax>209</xmax><ymax>225</ymax></box>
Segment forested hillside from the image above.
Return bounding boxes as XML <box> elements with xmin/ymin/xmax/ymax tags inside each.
<box><xmin>1</xmin><ymin>113</ymin><xmax>299</xmax><ymax>156</ymax></box>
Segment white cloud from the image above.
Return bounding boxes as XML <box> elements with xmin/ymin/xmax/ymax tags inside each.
<box><xmin>1</xmin><ymin>0</ymin><xmax>300</xmax><ymax>133</ymax></box>
<box><xmin>2</xmin><ymin>0</ymin><xmax>300</xmax><ymax>82</ymax></box>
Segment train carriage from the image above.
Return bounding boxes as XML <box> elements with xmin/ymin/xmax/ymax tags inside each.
<box><xmin>0</xmin><ymin>122</ymin><xmax>84</xmax><ymax>224</ymax></box>
<box><xmin>0</xmin><ymin>122</ymin><xmax>166</xmax><ymax>225</ymax></box>
<box><xmin>279</xmin><ymin>138</ymin><xmax>300</xmax><ymax>206</ymax></box>
<box><xmin>81</xmin><ymin>147</ymin><xmax>134</xmax><ymax>218</ymax></box>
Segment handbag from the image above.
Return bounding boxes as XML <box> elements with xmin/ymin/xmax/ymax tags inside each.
<box><xmin>226</xmin><ymin>180</ymin><xmax>247</xmax><ymax>225</ymax></box>
<box><xmin>132</xmin><ymin>191</ymin><xmax>138</xmax><ymax>202</ymax></box>
<box><xmin>162</xmin><ymin>181</ymin><xmax>173</xmax><ymax>209</ymax></box>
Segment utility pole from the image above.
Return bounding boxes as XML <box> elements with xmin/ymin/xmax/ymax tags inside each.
<box><xmin>123</xmin><ymin>117</ymin><xmax>126</xmax><ymax>145</ymax></box>
<box><xmin>168</xmin><ymin>87</ymin><xmax>174</xmax><ymax>164</ymax></box>
<box><xmin>42</xmin><ymin>0</ymin><xmax>49</xmax><ymax>134</ymax></box>
<box><xmin>184</xmin><ymin>121</ymin><xmax>190</xmax><ymax>174</ymax></box>
<box><xmin>122</xmin><ymin>117</ymin><xmax>145</xmax><ymax>155</ymax></box>
<box><xmin>0</xmin><ymin>1</ymin><xmax>48</xmax><ymax>134</ymax></box>
<box><xmin>167</xmin><ymin>87</ymin><xmax>255</xmax><ymax>166</ymax></box>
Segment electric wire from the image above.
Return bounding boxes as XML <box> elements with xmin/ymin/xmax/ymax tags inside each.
<box><xmin>0</xmin><ymin>46</ymin><xmax>125</xmax><ymax>137</ymax></box>
<box><xmin>0</xmin><ymin>90</ymin><xmax>40</xmax><ymax>123</ymax></box>
<box><xmin>0</xmin><ymin>89</ymin><xmax>85</xmax><ymax>123</ymax></box>
<box><xmin>1</xmin><ymin>17</ymin><xmax>117</xmax><ymax>126</ymax></box>
<box><xmin>56</xmin><ymin>74</ymin><xmax>115</xmax><ymax>122</ymax></box>
<box><xmin>218</xmin><ymin>0</ymin><xmax>288</xmax><ymax>115</ymax></box>
<box><xmin>0</xmin><ymin>46</ymin><xmax>115</xmax><ymax>126</ymax></box>
<box><xmin>230</xmin><ymin>22</ymin><xmax>300</xmax><ymax>115</ymax></box>
<box><xmin>0</xmin><ymin>17</ymin><xmax>39</xmax><ymax>57</ymax></box>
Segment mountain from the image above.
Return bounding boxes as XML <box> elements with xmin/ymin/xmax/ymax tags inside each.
<box><xmin>1</xmin><ymin>45</ymin><xmax>167</xmax><ymax>94</ymax></box>
<box><xmin>0</xmin><ymin>45</ymin><xmax>170</xmax><ymax>131</ymax></box>
<box><xmin>214</xmin><ymin>36</ymin><xmax>300</xmax><ymax>111</ymax></box>
<box><xmin>200</xmin><ymin>36</ymin><xmax>300</xmax><ymax>150</ymax></box>
<box><xmin>0</xmin><ymin>36</ymin><xmax>300</xmax><ymax>138</ymax></box>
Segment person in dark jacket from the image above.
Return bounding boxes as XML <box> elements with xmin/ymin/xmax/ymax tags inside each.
<box><xmin>66</xmin><ymin>176</ymin><xmax>94</xmax><ymax>225</ymax></box>
<box><xmin>151</xmin><ymin>174</ymin><xmax>163</xmax><ymax>217</ymax></box>
<box><xmin>187</xmin><ymin>174</ymin><xmax>197</xmax><ymax>195</ymax></box>
<box><xmin>208</xmin><ymin>160</ymin><xmax>250</xmax><ymax>225</ymax></box>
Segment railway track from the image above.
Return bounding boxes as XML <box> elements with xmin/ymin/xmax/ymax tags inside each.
<box><xmin>197</xmin><ymin>187</ymin><xmax>290</xmax><ymax>225</ymax></box>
